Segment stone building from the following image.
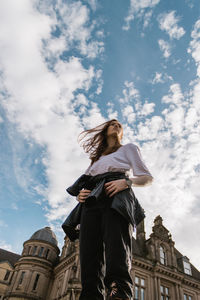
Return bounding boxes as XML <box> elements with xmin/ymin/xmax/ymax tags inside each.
<box><xmin>0</xmin><ymin>216</ymin><xmax>200</xmax><ymax>300</ymax></box>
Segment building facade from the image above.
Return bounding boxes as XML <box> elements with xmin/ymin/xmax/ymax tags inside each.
<box><xmin>0</xmin><ymin>216</ymin><xmax>200</xmax><ymax>300</ymax></box>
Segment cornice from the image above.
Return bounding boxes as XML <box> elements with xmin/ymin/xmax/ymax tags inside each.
<box><xmin>132</xmin><ymin>257</ymin><xmax>200</xmax><ymax>289</ymax></box>
<box><xmin>23</xmin><ymin>239</ymin><xmax>60</xmax><ymax>254</ymax></box>
<box><xmin>54</xmin><ymin>255</ymin><xmax>76</xmax><ymax>274</ymax></box>
<box><xmin>15</xmin><ymin>258</ymin><xmax>53</xmax><ymax>270</ymax></box>
<box><xmin>132</xmin><ymin>258</ymin><xmax>153</xmax><ymax>271</ymax></box>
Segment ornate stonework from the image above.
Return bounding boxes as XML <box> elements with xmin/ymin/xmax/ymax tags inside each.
<box><xmin>0</xmin><ymin>217</ymin><xmax>200</xmax><ymax>300</ymax></box>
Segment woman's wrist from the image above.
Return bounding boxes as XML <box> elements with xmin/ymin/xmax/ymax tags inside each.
<box><xmin>125</xmin><ymin>178</ymin><xmax>132</xmax><ymax>188</ymax></box>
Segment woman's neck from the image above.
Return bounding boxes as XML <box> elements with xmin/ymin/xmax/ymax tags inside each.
<box><xmin>106</xmin><ymin>136</ymin><xmax>119</xmax><ymax>149</ymax></box>
<box><xmin>102</xmin><ymin>137</ymin><xmax>121</xmax><ymax>156</ymax></box>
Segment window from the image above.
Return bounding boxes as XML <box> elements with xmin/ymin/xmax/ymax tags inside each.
<box><xmin>33</xmin><ymin>274</ymin><xmax>40</xmax><ymax>291</ymax></box>
<box><xmin>38</xmin><ymin>247</ymin><xmax>44</xmax><ymax>257</ymax></box>
<box><xmin>184</xmin><ymin>294</ymin><xmax>192</xmax><ymax>300</ymax></box>
<box><xmin>4</xmin><ymin>270</ymin><xmax>11</xmax><ymax>281</ymax></box>
<box><xmin>160</xmin><ymin>285</ymin><xmax>170</xmax><ymax>300</ymax></box>
<box><xmin>45</xmin><ymin>249</ymin><xmax>50</xmax><ymax>259</ymax></box>
<box><xmin>160</xmin><ymin>246</ymin><xmax>167</xmax><ymax>265</ymax></box>
<box><xmin>18</xmin><ymin>272</ymin><xmax>25</xmax><ymax>285</ymax></box>
<box><xmin>32</xmin><ymin>246</ymin><xmax>37</xmax><ymax>256</ymax></box>
<box><xmin>183</xmin><ymin>261</ymin><xmax>192</xmax><ymax>275</ymax></box>
<box><xmin>28</xmin><ymin>246</ymin><xmax>31</xmax><ymax>254</ymax></box>
<box><xmin>134</xmin><ymin>276</ymin><xmax>145</xmax><ymax>300</ymax></box>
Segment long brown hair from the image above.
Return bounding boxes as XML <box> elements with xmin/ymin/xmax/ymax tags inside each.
<box><xmin>79</xmin><ymin>119</ymin><xmax>122</xmax><ymax>164</ymax></box>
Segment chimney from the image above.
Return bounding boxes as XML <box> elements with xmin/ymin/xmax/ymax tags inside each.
<box><xmin>136</xmin><ymin>219</ymin><xmax>146</xmax><ymax>253</ymax></box>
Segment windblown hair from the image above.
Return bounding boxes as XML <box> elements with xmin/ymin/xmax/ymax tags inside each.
<box><xmin>79</xmin><ymin>119</ymin><xmax>122</xmax><ymax>164</ymax></box>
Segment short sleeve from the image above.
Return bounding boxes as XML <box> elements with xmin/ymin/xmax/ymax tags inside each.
<box><xmin>124</xmin><ymin>143</ymin><xmax>153</xmax><ymax>177</ymax></box>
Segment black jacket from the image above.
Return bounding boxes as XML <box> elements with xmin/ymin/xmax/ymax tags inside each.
<box><xmin>62</xmin><ymin>172</ymin><xmax>145</xmax><ymax>241</ymax></box>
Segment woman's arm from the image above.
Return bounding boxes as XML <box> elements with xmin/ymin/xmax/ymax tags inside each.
<box><xmin>77</xmin><ymin>189</ymin><xmax>91</xmax><ymax>203</ymax></box>
<box><xmin>104</xmin><ymin>175</ymin><xmax>153</xmax><ymax>197</ymax></box>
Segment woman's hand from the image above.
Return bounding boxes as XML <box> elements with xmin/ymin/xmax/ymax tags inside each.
<box><xmin>77</xmin><ymin>189</ymin><xmax>91</xmax><ymax>203</ymax></box>
<box><xmin>104</xmin><ymin>179</ymin><xmax>128</xmax><ymax>198</ymax></box>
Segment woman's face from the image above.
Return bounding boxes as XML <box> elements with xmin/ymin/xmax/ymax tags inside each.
<box><xmin>106</xmin><ymin>120</ymin><xmax>123</xmax><ymax>141</ymax></box>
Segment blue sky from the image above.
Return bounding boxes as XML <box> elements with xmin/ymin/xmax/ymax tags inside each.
<box><xmin>0</xmin><ymin>0</ymin><xmax>200</xmax><ymax>269</ymax></box>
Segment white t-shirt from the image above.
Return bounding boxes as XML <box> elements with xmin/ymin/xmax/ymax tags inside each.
<box><xmin>85</xmin><ymin>143</ymin><xmax>152</xmax><ymax>178</ymax></box>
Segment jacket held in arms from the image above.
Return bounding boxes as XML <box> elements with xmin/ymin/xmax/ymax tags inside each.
<box><xmin>62</xmin><ymin>172</ymin><xmax>145</xmax><ymax>241</ymax></box>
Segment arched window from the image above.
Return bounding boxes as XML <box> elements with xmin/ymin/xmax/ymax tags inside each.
<box><xmin>38</xmin><ymin>247</ymin><xmax>44</xmax><ymax>257</ymax></box>
<box><xmin>33</xmin><ymin>274</ymin><xmax>40</xmax><ymax>291</ymax></box>
<box><xmin>160</xmin><ymin>246</ymin><xmax>167</xmax><ymax>265</ymax></box>
<box><xmin>32</xmin><ymin>246</ymin><xmax>37</xmax><ymax>256</ymax></box>
<box><xmin>18</xmin><ymin>272</ymin><xmax>25</xmax><ymax>285</ymax></box>
<box><xmin>45</xmin><ymin>249</ymin><xmax>50</xmax><ymax>259</ymax></box>
<box><xmin>4</xmin><ymin>270</ymin><xmax>11</xmax><ymax>281</ymax></box>
<box><xmin>28</xmin><ymin>246</ymin><xmax>31</xmax><ymax>255</ymax></box>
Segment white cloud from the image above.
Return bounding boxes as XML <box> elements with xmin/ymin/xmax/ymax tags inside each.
<box><xmin>141</xmin><ymin>101</ymin><xmax>155</xmax><ymax>115</ymax></box>
<box><xmin>122</xmin><ymin>105</ymin><xmax>136</xmax><ymax>124</ymax></box>
<box><xmin>53</xmin><ymin>1</ymin><xmax>104</xmax><ymax>59</ymax></box>
<box><xmin>143</xmin><ymin>10</ymin><xmax>153</xmax><ymax>28</ymax></box>
<box><xmin>158</xmin><ymin>11</ymin><xmax>185</xmax><ymax>40</ymax></box>
<box><xmin>120</xmin><ymin>81</ymin><xmax>155</xmax><ymax>125</ymax></box>
<box><xmin>158</xmin><ymin>39</ymin><xmax>171</xmax><ymax>58</ymax></box>
<box><xmin>123</xmin><ymin>0</ymin><xmax>160</xmax><ymax>30</ymax></box>
<box><xmin>106</xmin><ymin>102</ymin><xmax>118</xmax><ymax>120</ymax></box>
<box><xmin>120</xmin><ymin>78</ymin><xmax>200</xmax><ymax>268</ymax></box>
<box><xmin>84</xmin><ymin>0</ymin><xmax>98</xmax><ymax>11</ymax></box>
<box><xmin>188</xmin><ymin>19</ymin><xmax>200</xmax><ymax>77</ymax></box>
<box><xmin>162</xmin><ymin>83</ymin><xmax>183</xmax><ymax>105</ymax></box>
<box><xmin>151</xmin><ymin>72</ymin><xmax>173</xmax><ymax>84</ymax></box>
<box><xmin>0</xmin><ymin>240</ymin><xmax>12</xmax><ymax>251</ymax></box>
<box><xmin>119</xmin><ymin>81</ymin><xmax>139</xmax><ymax>103</ymax></box>
<box><xmin>0</xmin><ymin>0</ymin><xmax>104</xmax><ymax>224</ymax></box>
<box><xmin>82</xmin><ymin>101</ymin><xmax>106</xmax><ymax>129</ymax></box>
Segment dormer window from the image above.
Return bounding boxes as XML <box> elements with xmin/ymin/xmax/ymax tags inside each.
<box><xmin>182</xmin><ymin>256</ymin><xmax>192</xmax><ymax>275</ymax></box>
<box><xmin>183</xmin><ymin>260</ymin><xmax>192</xmax><ymax>275</ymax></box>
<box><xmin>160</xmin><ymin>246</ymin><xmax>167</xmax><ymax>265</ymax></box>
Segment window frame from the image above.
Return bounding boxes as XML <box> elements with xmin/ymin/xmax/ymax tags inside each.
<box><xmin>32</xmin><ymin>273</ymin><xmax>40</xmax><ymax>291</ymax></box>
<box><xmin>160</xmin><ymin>284</ymin><xmax>170</xmax><ymax>300</ymax></box>
<box><xmin>4</xmin><ymin>270</ymin><xmax>11</xmax><ymax>281</ymax></box>
<box><xmin>184</xmin><ymin>293</ymin><xmax>193</xmax><ymax>300</ymax></box>
<box><xmin>18</xmin><ymin>271</ymin><xmax>25</xmax><ymax>286</ymax></box>
<box><xmin>183</xmin><ymin>261</ymin><xmax>192</xmax><ymax>275</ymax></box>
<box><xmin>160</xmin><ymin>245</ymin><xmax>167</xmax><ymax>265</ymax></box>
<box><xmin>45</xmin><ymin>248</ymin><xmax>50</xmax><ymax>259</ymax></box>
<box><xmin>32</xmin><ymin>246</ymin><xmax>37</xmax><ymax>256</ymax></box>
<box><xmin>38</xmin><ymin>246</ymin><xmax>44</xmax><ymax>257</ymax></box>
<box><xmin>134</xmin><ymin>275</ymin><xmax>146</xmax><ymax>300</ymax></box>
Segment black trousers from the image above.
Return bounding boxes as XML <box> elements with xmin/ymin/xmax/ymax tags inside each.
<box><xmin>79</xmin><ymin>195</ymin><xmax>133</xmax><ymax>300</ymax></box>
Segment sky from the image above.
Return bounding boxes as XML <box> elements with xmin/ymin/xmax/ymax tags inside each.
<box><xmin>0</xmin><ymin>0</ymin><xmax>200</xmax><ymax>270</ymax></box>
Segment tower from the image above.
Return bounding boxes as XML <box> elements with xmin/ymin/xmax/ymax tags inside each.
<box><xmin>4</xmin><ymin>227</ymin><xmax>60</xmax><ymax>300</ymax></box>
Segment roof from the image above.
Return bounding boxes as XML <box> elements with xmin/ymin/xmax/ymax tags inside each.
<box><xmin>175</xmin><ymin>248</ymin><xmax>200</xmax><ymax>281</ymax></box>
<box><xmin>30</xmin><ymin>226</ymin><xmax>58</xmax><ymax>246</ymax></box>
<box><xmin>0</xmin><ymin>248</ymin><xmax>21</xmax><ymax>267</ymax></box>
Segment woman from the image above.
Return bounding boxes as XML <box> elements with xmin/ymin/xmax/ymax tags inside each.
<box><xmin>63</xmin><ymin>119</ymin><xmax>153</xmax><ymax>300</ymax></box>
